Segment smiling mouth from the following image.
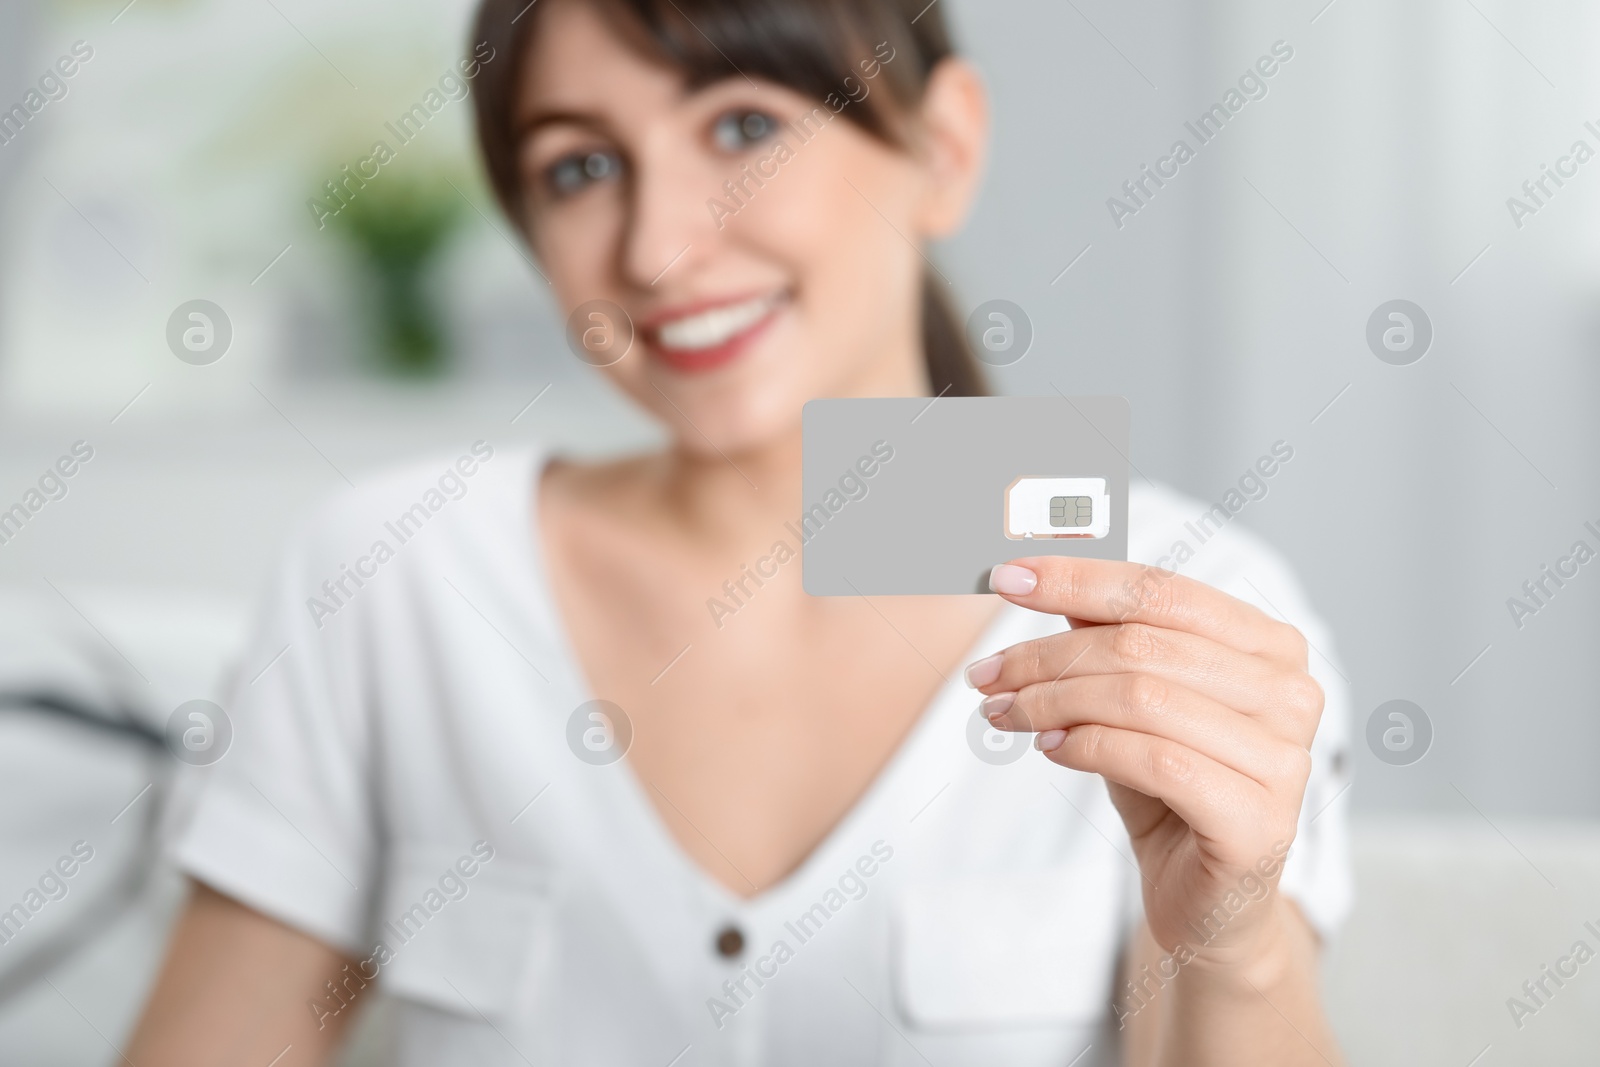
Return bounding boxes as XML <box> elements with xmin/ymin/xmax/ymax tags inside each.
<box><xmin>646</xmin><ymin>291</ymin><xmax>787</xmax><ymax>372</ymax></box>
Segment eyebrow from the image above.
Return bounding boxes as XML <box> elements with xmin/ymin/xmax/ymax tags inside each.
<box><xmin>513</xmin><ymin>109</ymin><xmax>616</xmax><ymax>142</ymax></box>
<box><xmin>513</xmin><ymin>77</ymin><xmax>755</xmax><ymax>142</ymax></box>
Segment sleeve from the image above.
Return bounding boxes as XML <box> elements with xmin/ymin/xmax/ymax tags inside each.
<box><xmin>164</xmin><ymin>507</ymin><xmax>380</xmax><ymax>957</ymax></box>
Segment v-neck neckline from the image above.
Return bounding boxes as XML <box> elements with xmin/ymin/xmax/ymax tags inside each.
<box><xmin>507</xmin><ymin>443</ymin><xmax>1024</xmax><ymax>914</ymax></box>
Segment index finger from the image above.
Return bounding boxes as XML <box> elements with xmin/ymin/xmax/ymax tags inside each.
<box><xmin>989</xmin><ymin>556</ymin><xmax>1300</xmax><ymax>662</ymax></box>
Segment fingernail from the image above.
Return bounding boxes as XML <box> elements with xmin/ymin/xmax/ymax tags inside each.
<box><xmin>989</xmin><ymin>564</ymin><xmax>1037</xmax><ymax>596</ymax></box>
<box><xmin>1035</xmin><ymin>729</ymin><xmax>1067</xmax><ymax>752</ymax></box>
<box><xmin>980</xmin><ymin>692</ymin><xmax>1015</xmax><ymax>721</ymax></box>
<box><xmin>964</xmin><ymin>653</ymin><xmax>1002</xmax><ymax>689</ymax></box>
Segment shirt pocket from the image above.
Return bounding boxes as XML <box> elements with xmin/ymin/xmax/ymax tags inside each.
<box><xmin>373</xmin><ymin>844</ymin><xmax>553</xmax><ymax>1019</ymax></box>
<box><xmin>892</xmin><ymin>864</ymin><xmax>1124</xmax><ymax>1029</ymax></box>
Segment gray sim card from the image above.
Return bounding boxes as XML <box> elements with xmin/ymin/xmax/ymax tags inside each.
<box><xmin>801</xmin><ymin>396</ymin><xmax>1129</xmax><ymax>596</ymax></box>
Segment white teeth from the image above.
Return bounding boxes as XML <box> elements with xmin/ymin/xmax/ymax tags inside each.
<box><xmin>657</xmin><ymin>294</ymin><xmax>779</xmax><ymax>351</ymax></box>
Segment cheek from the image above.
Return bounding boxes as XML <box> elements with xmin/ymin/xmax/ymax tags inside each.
<box><xmin>738</xmin><ymin>132</ymin><xmax>914</xmax><ymax>257</ymax></box>
<box><xmin>731</xmin><ymin>136</ymin><xmax>925</xmax><ymax>340</ymax></box>
<box><xmin>534</xmin><ymin>200</ymin><xmax>625</xmax><ymax>304</ymax></box>
<box><xmin>729</xmin><ymin>153</ymin><xmax>841</xmax><ymax>249</ymax></box>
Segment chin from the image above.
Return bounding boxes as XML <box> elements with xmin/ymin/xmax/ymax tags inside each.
<box><xmin>621</xmin><ymin>318</ymin><xmax>823</xmax><ymax>458</ymax></box>
<box><xmin>654</xmin><ymin>375</ymin><xmax>809</xmax><ymax>460</ymax></box>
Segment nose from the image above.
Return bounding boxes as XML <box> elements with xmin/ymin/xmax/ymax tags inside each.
<box><xmin>621</xmin><ymin>131</ymin><xmax>719</xmax><ymax>290</ymax></box>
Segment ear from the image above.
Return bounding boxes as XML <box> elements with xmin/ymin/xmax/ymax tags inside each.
<box><xmin>912</xmin><ymin>58</ymin><xmax>990</xmax><ymax>239</ymax></box>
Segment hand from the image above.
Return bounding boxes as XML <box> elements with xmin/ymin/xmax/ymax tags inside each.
<box><xmin>965</xmin><ymin>557</ymin><xmax>1324</xmax><ymax>965</ymax></box>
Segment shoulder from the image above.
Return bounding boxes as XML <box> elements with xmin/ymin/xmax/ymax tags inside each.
<box><xmin>283</xmin><ymin>441</ymin><xmax>539</xmax><ymax>570</ymax></box>
<box><xmin>1126</xmin><ymin>479</ymin><xmax>1322</xmax><ymax>635</ymax></box>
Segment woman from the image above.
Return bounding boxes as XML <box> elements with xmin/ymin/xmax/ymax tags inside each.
<box><xmin>128</xmin><ymin>0</ymin><xmax>1351</xmax><ymax>1063</ymax></box>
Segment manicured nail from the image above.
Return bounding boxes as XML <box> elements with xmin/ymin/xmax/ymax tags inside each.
<box><xmin>964</xmin><ymin>653</ymin><xmax>1002</xmax><ymax>689</ymax></box>
<box><xmin>1035</xmin><ymin>729</ymin><xmax>1067</xmax><ymax>752</ymax></box>
<box><xmin>980</xmin><ymin>692</ymin><xmax>1015</xmax><ymax>722</ymax></box>
<box><xmin>989</xmin><ymin>564</ymin><xmax>1038</xmax><ymax>596</ymax></box>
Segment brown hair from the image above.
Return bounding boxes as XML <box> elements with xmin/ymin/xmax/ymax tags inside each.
<box><xmin>469</xmin><ymin>0</ymin><xmax>987</xmax><ymax>397</ymax></box>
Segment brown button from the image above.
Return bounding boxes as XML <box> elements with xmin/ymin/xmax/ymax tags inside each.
<box><xmin>714</xmin><ymin>924</ymin><xmax>745</xmax><ymax>958</ymax></box>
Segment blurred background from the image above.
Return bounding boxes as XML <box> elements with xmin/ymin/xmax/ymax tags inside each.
<box><xmin>0</xmin><ymin>0</ymin><xmax>1597</xmax><ymax>1063</ymax></box>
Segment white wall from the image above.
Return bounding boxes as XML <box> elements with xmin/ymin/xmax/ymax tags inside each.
<box><xmin>1</xmin><ymin>0</ymin><xmax>1596</xmax><ymax>823</ymax></box>
<box><xmin>944</xmin><ymin>0</ymin><xmax>1600</xmax><ymax>820</ymax></box>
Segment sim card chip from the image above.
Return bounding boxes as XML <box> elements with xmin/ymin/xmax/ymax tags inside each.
<box><xmin>1006</xmin><ymin>478</ymin><xmax>1110</xmax><ymax>540</ymax></box>
<box><xmin>1049</xmin><ymin>495</ymin><xmax>1093</xmax><ymax>528</ymax></box>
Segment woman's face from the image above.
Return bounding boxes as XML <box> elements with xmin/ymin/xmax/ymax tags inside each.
<box><xmin>513</xmin><ymin>0</ymin><xmax>984</xmax><ymax>457</ymax></box>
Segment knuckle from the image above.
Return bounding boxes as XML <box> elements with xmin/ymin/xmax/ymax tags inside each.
<box><xmin>1106</xmin><ymin>583</ymin><xmax>1138</xmax><ymax>620</ymax></box>
<box><xmin>1017</xmin><ymin>638</ymin><xmax>1049</xmax><ymax>680</ymax></box>
<box><xmin>1136</xmin><ymin>567</ymin><xmax>1179</xmax><ymax>619</ymax></box>
<box><xmin>1124</xmin><ymin>673</ymin><xmax>1170</xmax><ymax>720</ymax></box>
<box><xmin>1009</xmin><ymin>686</ymin><xmax>1045</xmax><ymax>732</ymax></box>
<box><xmin>1146</xmin><ymin>740</ymin><xmax>1195</xmax><ymax>786</ymax></box>
<box><xmin>1292</xmin><ymin>745</ymin><xmax>1315</xmax><ymax>784</ymax></box>
<box><xmin>1283</xmin><ymin>672</ymin><xmax>1325</xmax><ymax>717</ymax></box>
<box><xmin>1068</xmin><ymin>722</ymin><xmax>1105</xmax><ymax>762</ymax></box>
<box><xmin>1274</xmin><ymin>744</ymin><xmax>1314</xmax><ymax>789</ymax></box>
<box><xmin>1112</xmin><ymin>623</ymin><xmax>1162</xmax><ymax>667</ymax></box>
<box><xmin>1282</xmin><ymin>623</ymin><xmax>1310</xmax><ymax>663</ymax></box>
<box><xmin>1110</xmin><ymin>572</ymin><xmax>1150</xmax><ymax>622</ymax></box>
<box><xmin>1052</xmin><ymin>563</ymin><xmax>1087</xmax><ymax>612</ymax></box>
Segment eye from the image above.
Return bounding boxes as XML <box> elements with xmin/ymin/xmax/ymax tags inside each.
<box><xmin>543</xmin><ymin>149</ymin><xmax>621</xmax><ymax>198</ymax></box>
<box><xmin>711</xmin><ymin>109</ymin><xmax>779</xmax><ymax>152</ymax></box>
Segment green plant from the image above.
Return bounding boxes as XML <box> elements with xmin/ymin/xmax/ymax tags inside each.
<box><xmin>330</xmin><ymin>170</ymin><xmax>466</xmax><ymax>376</ymax></box>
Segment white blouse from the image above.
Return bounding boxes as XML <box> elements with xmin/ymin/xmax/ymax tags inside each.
<box><xmin>168</xmin><ymin>441</ymin><xmax>1352</xmax><ymax>1067</ymax></box>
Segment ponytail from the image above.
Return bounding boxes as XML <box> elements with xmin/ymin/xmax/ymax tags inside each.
<box><xmin>920</xmin><ymin>270</ymin><xmax>988</xmax><ymax>397</ymax></box>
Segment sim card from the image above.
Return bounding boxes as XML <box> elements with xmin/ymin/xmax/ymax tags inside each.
<box><xmin>801</xmin><ymin>396</ymin><xmax>1129</xmax><ymax>596</ymax></box>
<box><xmin>1005</xmin><ymin>477</ymin><xmax>1112</xmax><ymax>539</ymax></box>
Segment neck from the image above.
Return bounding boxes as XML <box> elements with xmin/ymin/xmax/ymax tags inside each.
<box><xmin>653</xmin><ymin>345</ymin><xmax>930</xmax><ymax>556</ymax></box>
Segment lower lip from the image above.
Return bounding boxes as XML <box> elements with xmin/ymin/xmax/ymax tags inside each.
<box><xmin>645</xmin><ymin>301</ymin><xmax>783</xmax><ymax>375</ymax></box>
